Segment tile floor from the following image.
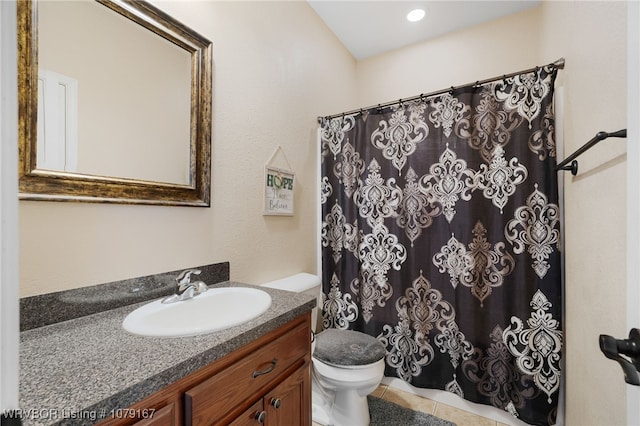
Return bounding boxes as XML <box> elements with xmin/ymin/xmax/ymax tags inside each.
<box><xmin>312</xmin><ymin>384</ymin><xmax>510</xmax><ymax>426</ymax></box>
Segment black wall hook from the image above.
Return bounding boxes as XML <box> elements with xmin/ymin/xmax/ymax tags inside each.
<box><xmin>600</xmin><ymin>329</ymin><xmax>640</xmax><ymax>385</ymax></box>
<box><xmin>557</xmin><ymin>160</ymin><xmax>578</xmax><ymax>176</ymax></box>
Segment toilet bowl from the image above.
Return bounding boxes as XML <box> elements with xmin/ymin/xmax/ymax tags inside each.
<box><xmin>311</xmin><ymin>328</ymin><xmax>386</xmax><ymax>425</ymax></box>
<box><xmin>261</xmin><ymin>273</ymin><xmax>386</xmax><ymax>426</ymax></box>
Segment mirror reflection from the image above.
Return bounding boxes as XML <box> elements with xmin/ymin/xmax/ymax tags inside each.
<box><xmin>18</xmin><ymin>0</ymin><xmax>213</xmax><ymax>206</ymax></box>
<box><xmin>38</xmin><ymin>0</ymin><xmax>192</xmax><ymax>185</ymax></box>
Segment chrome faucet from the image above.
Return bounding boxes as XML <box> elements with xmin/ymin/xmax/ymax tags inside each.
<box><xmin>161</xmin><ymin>269</ymin><xmax>208</xmax><ymax>304</ymax></box>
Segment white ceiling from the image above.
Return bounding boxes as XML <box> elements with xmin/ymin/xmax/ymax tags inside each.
<box><xmin>308</xmin><ymin>1</ymin><xmax>541</xmax><ymax>60</ymax></box>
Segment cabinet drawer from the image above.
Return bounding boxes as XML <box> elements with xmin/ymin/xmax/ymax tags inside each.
<box><xmin>185</xmin><ymin>322</ymin><xmax>309</xmax><ymax>425</ymax></box>
<box><xmin>133</xmin><ymin>404</ymin><xmax>176</xmax><ymax>426</ymax></box>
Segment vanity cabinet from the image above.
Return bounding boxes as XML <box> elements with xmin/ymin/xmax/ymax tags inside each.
<box><xmin>98</xmin><ymin>314</ymin><xmax>311</xmax><ymax>426</ymax></box>
<box><xmin>227</xmin><ymin>367</ymin><xmax>307</xmax><ymax>426</ymax></box>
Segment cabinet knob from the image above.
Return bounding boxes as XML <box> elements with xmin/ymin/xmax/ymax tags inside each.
<box><xmin>254</xmin><ymin>410</ymin><xmax>266</xmax><ymax>423</ymax></box>
<box><xmin>270</xmin><ymin>398</ymin><xmax>281</xmax><ymax>409</ymax></box>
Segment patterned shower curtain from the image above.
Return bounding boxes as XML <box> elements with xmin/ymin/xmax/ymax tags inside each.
<box><xmin>319</xmin><ymin>65</ymin><xmax>562</xmax><ymax>426</ymax></box>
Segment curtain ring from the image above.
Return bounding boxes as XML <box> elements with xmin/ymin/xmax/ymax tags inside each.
<box><xmin>449</xmin><ymin>86</ymin><xmax>454</xmax><ymax>94</ymax></box>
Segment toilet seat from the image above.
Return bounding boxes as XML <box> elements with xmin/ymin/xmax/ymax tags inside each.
<box><xmin>313</xmin><ymin>328</ymin><xmax>386</xmax><ymax>367</ymax></box>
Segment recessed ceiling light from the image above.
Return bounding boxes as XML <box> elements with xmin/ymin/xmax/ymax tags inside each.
<box><xmin>406</xmin><ymin>8</ymin><xmax>426</xmax><ymax>23</ymax></box>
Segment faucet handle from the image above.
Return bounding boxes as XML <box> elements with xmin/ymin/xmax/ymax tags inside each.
<box><xmin>161</xmin><ymin>269</ymin><xmax>205</xmax><ymax>304</ymax></box>
<box><xmin>176</xmin><ymin>269</ymin><xmax>202</xmax><ymax>286</ymax></box>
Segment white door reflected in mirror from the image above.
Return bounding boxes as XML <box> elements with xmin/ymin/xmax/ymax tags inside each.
<box><xmin>37</xmin><ymin>69</ymin><xmax>78</xmax><ymax>173</ymax></box>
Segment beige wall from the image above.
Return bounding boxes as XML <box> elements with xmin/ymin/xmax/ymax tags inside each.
<box><xmin>356</xmin><ymin>2</ymin><xmax>628</xmax><ymax>425</ymax></box>
<box><xmin>540</xmin><ymin>2</ymin><xmax>628</xmax><ymax>425</ymax></box>
<box><xmin>19</xmin><ymin>0</ymin><xmax>357</xmax><ymax>296</ymax></box>
<box><xmin>355</xmin><ymin>6</ymin><xmax>542</xmax><ymax>106</ymax></box>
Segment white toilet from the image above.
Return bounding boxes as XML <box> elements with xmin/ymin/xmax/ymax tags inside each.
<box><xmin>261</xmin><ymin>273</ymin><xmax>386</xmax><ymax>426</ymax></box>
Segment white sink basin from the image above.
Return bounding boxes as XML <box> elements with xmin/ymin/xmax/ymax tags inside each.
<box><xmin>122</xmin><ymin>287</ymin><xmax>271</xmax><ymax>338</ymax></box>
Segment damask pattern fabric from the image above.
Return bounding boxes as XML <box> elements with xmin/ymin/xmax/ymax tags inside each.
<box><xmin>319</xmin><ymin>66</ymin><xmax>561</xmax><ymax>426</ymax></box>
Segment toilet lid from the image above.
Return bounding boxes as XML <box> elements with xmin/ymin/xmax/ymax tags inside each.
<box><xmin>314</xmin><ymin>329</ymin><xmax>386</xmax><ymax>367</ymax></box>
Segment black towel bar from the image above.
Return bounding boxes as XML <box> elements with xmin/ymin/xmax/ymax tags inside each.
<box><xmin>555</xmin><ymin>129</ymin><xmax>627</xmax><ymax>175</ymax></box>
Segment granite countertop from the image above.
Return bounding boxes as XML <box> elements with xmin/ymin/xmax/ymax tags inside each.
<box><xmin>19</xmin><ymin>281</ymin><xmax>316</xmax><ymax>426</ymax></box>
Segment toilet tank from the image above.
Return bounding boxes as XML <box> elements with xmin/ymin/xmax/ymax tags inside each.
<box><xmin>261</xmin><ymin>273</ymin><xmax>322</xmax><ymax>332</ymax></box>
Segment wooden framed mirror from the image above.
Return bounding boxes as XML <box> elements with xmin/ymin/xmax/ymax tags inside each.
<box><xmin>17</xmin><ymin>0</ymin><xmax>212</xmax><ymax>206</ymax></box>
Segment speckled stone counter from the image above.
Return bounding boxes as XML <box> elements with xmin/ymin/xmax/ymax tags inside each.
<box><xmin>19</xmin><ymin>280</ymin><xmax>315</xmax><ymax>426</ymax></box>
<box><xmin>20</xmin><ymin>262</ymin><xmax>231</xmax><ymax>331</ymax></box>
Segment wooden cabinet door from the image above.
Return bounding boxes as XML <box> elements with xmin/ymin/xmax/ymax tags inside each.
<box><xmin>133</xmin><ymin>404</ymin><xmax>176</xmax><ymax>426</ymax></box>
<box><xmin>264</xmin><ymin>367</ymin><xmax>310</xmax><ymax>426</ymax></box>
<box><xmin>97</xmin><ymin>399</ymin><xmax>180</xmax><ymax>426</ymax></box>
<box><xmin>228</xmin><ymin>400</ymin><xmax>265</xmax><ymax>426</ymax></box>
<box><xmin>186</xmin><ymin>322</ymin><xmax>309</xmax><ymax>426</ymax></box>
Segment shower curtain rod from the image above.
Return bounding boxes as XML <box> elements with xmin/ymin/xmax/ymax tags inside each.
<box><xmin>317</xmin><ymin>57</ymin><xmax>565</xmax><ymax>123</ymax></box>
<box><xmin>555</xmin><ymin>129</ymin><xmax>627</xmax><ymax>175</ymax></box>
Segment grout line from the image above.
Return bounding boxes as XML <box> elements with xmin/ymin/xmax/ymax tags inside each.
<box><xmin>377</xmin><ymin>384</ymin><xmax>388</xmax><ymax>398</ymax></box>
